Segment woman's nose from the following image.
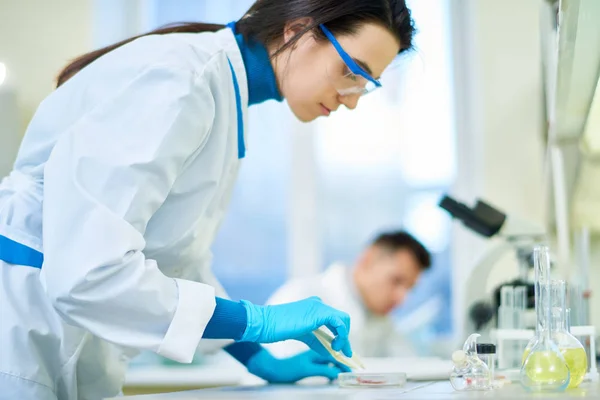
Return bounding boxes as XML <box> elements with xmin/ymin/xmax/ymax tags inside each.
<box><xmin>339</xmin><ymin>93</ymin><xmax>360</xmax><ymax>110</ymax></box>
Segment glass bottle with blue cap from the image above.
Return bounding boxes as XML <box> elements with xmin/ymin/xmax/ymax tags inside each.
<box><xmin>0</xmin><ymin>1</ymin><xmax>416</xmax><ymax>399</ymax></box>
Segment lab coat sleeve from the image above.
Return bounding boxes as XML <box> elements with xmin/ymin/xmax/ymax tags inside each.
<box><xmin>41</xmin><ymin>64</ymin><xmax>217</xmax><ymax>363</ymax></box>
<box><xmin>199</xmin><ymin>252</ymin><xmax>229</xmax><ymax>299</ymax></box>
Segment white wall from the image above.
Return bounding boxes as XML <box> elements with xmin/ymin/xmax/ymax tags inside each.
<box><xmin>450</xmin><ymin>0</ymin><xmax>546</xmax><ymax>339</ymax></box>
<box><xmin>0</xmin><ymin>86</ymin><xmax>20</xmax><ymax>176</ymax></box>
<box><xmin>0</xmin><ymin>0</ymin><xmax>93</xmax><ymax>127</ymax></box>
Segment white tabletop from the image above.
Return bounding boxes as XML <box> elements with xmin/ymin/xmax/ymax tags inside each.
<box><xmin>120</xmin><ymin>356</ymin><xmax>600</xmax><ymax>399</ymax></box>
<box><xmin>123</xmin><ymin>356</ymin><xmax>451</xmax><ymax>388</ymax></box>
<box><xmin>116</xmin><ymin>380</ymin><xmax>600</xmax><ymax>399</ymax></box>
<box><xmin>125</xmin><ymin>365</ymin><xmax>243</xmax><ymax>388</ymax></box>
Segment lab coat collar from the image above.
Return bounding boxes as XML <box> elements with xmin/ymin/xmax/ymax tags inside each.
<box><xmin>227</xmin><ymin>22</ymin><xmax>283</xmax><ymax>105</ymax></box>
<box><xmin>324</xmin><ymin>262</ymin><xmax>370</xmax><ymax>315</ymax></box>
<box><xmin>209</xmin><ymin>28</ymin><xmax>249</xmax><ymax>153</ymax></box>
<box><xmin>213</xmin><ymin>28</ymin><xmax>249</xmax><ymax>108</ymax></box>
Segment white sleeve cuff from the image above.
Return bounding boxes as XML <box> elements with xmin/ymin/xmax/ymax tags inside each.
<box><xmin>157</xmin><ymin>278</ymin><xmax>216</xmax><ymax>363</ymax></box>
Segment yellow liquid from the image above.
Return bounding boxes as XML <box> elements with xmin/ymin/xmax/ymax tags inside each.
<box><xmin>562</xmin><ymin>347</ymin><xmax>587</xmax><ymax>388</ymax></box>
<box><xmin>522</xmin><ymin>347</ymin><xmax>587</xmax><ymax>389</ymax></box>
<box><xmin>521</xmin><ymin>350</ymin><xmax>569</xmax><ymax>389</ymax></box>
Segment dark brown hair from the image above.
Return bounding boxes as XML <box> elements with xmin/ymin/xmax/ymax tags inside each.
<box><xmin>57</xmin><ymin>0</ymin><xmax>415</xmax><ymax>87</ymax></box>
<box><xmin>372</xmin><ymin>231</ymin><xmax>431</xmax><ymax>270</ymax></box>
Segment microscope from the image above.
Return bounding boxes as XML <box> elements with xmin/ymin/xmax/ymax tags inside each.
<box><xmin>438</xmin><ymin>196</ymin><xmax>546</xmax><ymax>335</ymax></box>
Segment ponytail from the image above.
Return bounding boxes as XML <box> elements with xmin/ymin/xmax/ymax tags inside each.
<box><xmin>56</xmin><ymin>23</ymin><xmax>224</xmax><ymax>87</ymax></box>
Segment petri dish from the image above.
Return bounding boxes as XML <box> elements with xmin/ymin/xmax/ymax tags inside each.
<box><xmin>338</xmin><ymin>372</ymin><xmax>407</xmax><ymax>388</ymax></box>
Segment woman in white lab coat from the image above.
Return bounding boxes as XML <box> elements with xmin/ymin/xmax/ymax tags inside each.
<box><xmin>0</xmin><ymin>1</ymin><xmax>415</xmax><ymax>399</ymax></box>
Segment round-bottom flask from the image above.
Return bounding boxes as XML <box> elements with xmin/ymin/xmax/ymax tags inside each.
<box><xmin>551</xmin><ymin>280</ymin><xmax>587</xmax><ymax>389</ymax></box>
<box><xmin>519</xmin><ymin>246</ymin><xmax>570</xmax><ymax>392</ymax></box>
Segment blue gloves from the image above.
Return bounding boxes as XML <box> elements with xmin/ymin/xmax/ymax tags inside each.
<box><xmin>240</xmin><ymin>297</ymin><xmax>353</xmax><ymax>358</ymax></box>
<box><xmin>246</xmin><ymin>349</ymin><xmax>351</xmax><ymax>384</ymax></box>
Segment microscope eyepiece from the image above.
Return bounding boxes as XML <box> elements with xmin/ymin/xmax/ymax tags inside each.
<box><xmin>439</xmin><ymin>195</ymin><xmax>506</xmax><ymax>238</ymax></box>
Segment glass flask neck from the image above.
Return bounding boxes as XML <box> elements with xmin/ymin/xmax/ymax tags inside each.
<box><xmin>534</xmin><ymin>246</ymin><xmax>552</xmax><ymax>338</ymax></box>
<box><xmin>551</xmin><ymin>309</ymin><xmax>568</xmax><ymax>332</ymax></box>
<box><xmin>550</xmin><ymin>280</ymin><xmax>568</xmax><ymax>333</ymax></box>
<box><xmin>538</xmin><ymin>284</ymin><xmax>552</xmax><ymax>339</ymax></box>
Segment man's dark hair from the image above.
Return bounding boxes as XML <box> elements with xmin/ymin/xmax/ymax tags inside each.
<box><xmin>372</xmin><ymin>231</ymin><xmax>431</xmax><ymax>270</ymax></box>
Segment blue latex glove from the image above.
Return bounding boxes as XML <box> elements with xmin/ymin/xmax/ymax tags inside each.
<box><xmin>240</xmin><ymin>297</ymin><xmax>353</xmax><ymax>358</ymax></box>
<box><xmin>246</xmin><ymin>349</ymin><xmax>351</xmax><ymax>384</ymax></box>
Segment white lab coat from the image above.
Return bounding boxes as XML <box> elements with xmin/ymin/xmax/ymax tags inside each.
<box><xmin>0</xmin><ymin>28</ymin><xmax>248</xmax><ymax>400</ymax></box>
<box><xmin>265</xmin><ymin>263</ymin><xmax>416</xmax><ymax>359</ymax></box>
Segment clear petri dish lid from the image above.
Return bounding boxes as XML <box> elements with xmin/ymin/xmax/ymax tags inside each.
<box><xmin>338</xmin><ymin>372</ymin><xmax>407</xmax><ymax>388</ymax></box>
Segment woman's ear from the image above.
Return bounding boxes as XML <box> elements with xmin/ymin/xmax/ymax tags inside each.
<box><xmin>283</xmin><ymin>17</ymin><xmax>314</xmax><ymax>44</ymax></box>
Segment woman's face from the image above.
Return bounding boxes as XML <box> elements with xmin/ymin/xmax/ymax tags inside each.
<box><xmin>274</xmin><ymin>22</ymin><xmax>401</xmax><ymax>122</ymax></box>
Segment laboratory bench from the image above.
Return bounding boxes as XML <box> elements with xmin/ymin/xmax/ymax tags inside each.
<box><xmin>119</xmin><ymin>356</ymin><xmax>600</xmax><ymax>398</ymax></box>
<box><xmin>121</xmin><ymin>356</ymin><xmax>451</xmax><ymax>395</ymax></box>
<box><xmin>114</xmin><ymin>380</ymin><xmax>600</xmax><ymax>399</ymax></box>
<box><xmin>122</xmin><ymin>353</ymin><xmax>247</xmax><ymax>395</ymax></box>
<box><xmin>122</xmin><ymin>365</ymin><xmax>244</xmax><ymax>395</ymax></box>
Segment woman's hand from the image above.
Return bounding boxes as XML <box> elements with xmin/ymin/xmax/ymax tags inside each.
<box><xmin>246</xmin><ymin>349</ymin><xmax>351</xmax><ymax>384</ymax></box>
<box><xmin>240</xmin><ymin>297</ymin><xmax>353</xmax><ymax>358</ymax></box>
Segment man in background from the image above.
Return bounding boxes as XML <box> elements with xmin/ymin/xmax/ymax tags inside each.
<box><xmin>265</xmin><ymin>231</ymin><xmax>431</xmax><ymax>358</ymax></box>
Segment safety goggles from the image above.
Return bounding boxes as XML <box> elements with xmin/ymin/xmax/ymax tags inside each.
<box><xmin>320</xmin><ymin>24</ymin><xmax>383</xmax><ymax>97</ymax></box>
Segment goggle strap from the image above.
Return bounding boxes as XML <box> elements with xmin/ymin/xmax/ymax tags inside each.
<box><xmin>320</xmin><ymin>24</ymin><xmax>382</xmax><ymax>88</ymax></box>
